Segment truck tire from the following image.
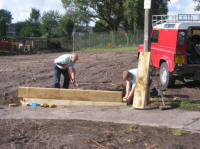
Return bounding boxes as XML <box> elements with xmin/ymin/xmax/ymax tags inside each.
<box><xmin>159</xmin><ymin>62</ymin><xmax>175</xmax><ymax>89</ymax></box>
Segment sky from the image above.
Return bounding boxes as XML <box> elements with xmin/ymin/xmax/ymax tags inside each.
<box><xmin>0</xmin><ymin>0</ymin><xmax>199</xmax><ymax>23</ymax></box>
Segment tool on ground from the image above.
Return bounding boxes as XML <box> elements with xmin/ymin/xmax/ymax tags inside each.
<box><xmin>159</xmin><ymin>89</ymin><xmax>172</xmax><ymax>110</ymax></box>
<box><xmin>40</xmin><ymin>103</ymin><xmax>48</xmax><ymax>107</ymax></box>
<box><xmin>31</xmin><ymin>102</ymin><xmax>39</xmax><ymax>106</ymax></box>
<box><xmin>151</xmin><ymin>68</ymin><xmax>172</xmax><ymax>110</ymax></box>
<box><xmin>49</xmin><ymin>104</ymin><xmax>55</xmax><ymax>108</ymax></box>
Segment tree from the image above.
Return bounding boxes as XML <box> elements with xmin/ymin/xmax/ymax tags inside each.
<box><xmin>194</xmin><ymin>0</ymin><xmax>200</xmax><ymax>11</ymax></box>
<box><xmin>15</xmin><ymin>21</ymin><xmax>27</xmax><ymax>37</ymax></box>
<box><xmin>57</xmin><ymin>13</ymin><xmax>75</xmax><ymax>37</ymax></box>
<box><xmin>29</xmin><ymin>8</ymin><xmax>40</xmax><ymax>23</ymax></box>
<box><xmin>41</xmin><ymin>10</ymin><xmax>61</xmax><ymax>38</ymax></box>
<box><xmin>61</xmin><ymin>0</ymin><xmax>124</xmax><ymax>47</ymax></box>
<box><xmin>0</xmin><ymin>19</ymin><xmax>6</xmax><ymax>37</ymax></box>
<box><xmin>0</xmin><ymin>9</ymin><xmax>12</xmax><ymax>24</ymax></box>
<box><xmin>15</xmin><ymin>8</ymin><xmax>42</xmax><ymax>37</ymax></box>
<box><xmin>93</xmin><ymin>20</ymin><xmax>109</xmax><ymax>32</ymax></box>
<box><xmin>121</xmin><ymin>0</ymin><xmax>168</xmax><ymax>46</ymax></box>
<box><xmin>21</xmin><ymin>21</ymin><xmax>41</xmax><ymax>37</ymax></box>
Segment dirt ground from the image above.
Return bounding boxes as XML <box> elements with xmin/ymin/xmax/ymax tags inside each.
<box><xmin>0</xmin><ymin>50</ymin><xmax>200</xmax><ymax>148</ymax></box>
<box><xmin>0</xmin><ymin>119</ymin><xmax>200</xmax><ymax>149</ymax></box>
<box><xmin>0</xmin><ymin>50</ymin><xmax>200</xmax><ymax>105</ymax></box>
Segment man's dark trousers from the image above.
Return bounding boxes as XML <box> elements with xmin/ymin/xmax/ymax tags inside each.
<box><xmin>53</xmin><ymin>64</ymin><xmax>70</xmax><ymax>88</ymax></box>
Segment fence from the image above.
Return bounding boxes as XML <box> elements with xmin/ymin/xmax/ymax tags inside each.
<box><xmin>61</xmin><ymin>30</ymin><xmax>144</xmax><ymax>51</ymax></box>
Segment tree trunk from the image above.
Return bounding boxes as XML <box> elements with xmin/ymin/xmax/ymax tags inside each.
<box><xmin>111</xmin><ymin>30</ymin><xmax>117</xmax><ymax>48</ymax></box>
<box><xmin>125</xmin><ymin>31</ymin><xmax>130</xmax><ymax>47</ymax></box>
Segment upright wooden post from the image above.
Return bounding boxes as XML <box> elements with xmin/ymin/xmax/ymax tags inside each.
<box><xmin>133</xmin><ymin>52</ymin><xmax>151</xmax><ymax>108</ymax></box>
<box><xmin>133</xmin><ymin>0</ymin><xmax>151</xmax><ymax>109</ymax></box>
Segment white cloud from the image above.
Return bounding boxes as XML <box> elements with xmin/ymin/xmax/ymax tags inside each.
<box><xmin>0</xmin><ymin>0</ymin><xmax>5</xmax><ymax>9</ymax></box>
<box><xmin>168</xmin><ymin>0</ymin><xmax>197</xmax><ymax>14</ymax></box>
<box><xmin>183</xmin><ymin>2</ymin><xmax>197</xmax><ymax>13</ymax></box>
<box><xmin>0</xmin><ymin>0</ymin><xmax>66</xmax><ymax>23</ymax></box>
<box><xmin>169</xmin><ymin>0</ymin><xmax>179</xmax><ymax>5</ymax></box>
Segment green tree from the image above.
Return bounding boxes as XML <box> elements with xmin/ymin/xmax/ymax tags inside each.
<box><xmin>0</xmin><ymin>9</ymin><xmax>12</xmax><ymax>23</ymax></box>
<box><xmin>41</xmin><ymin>10</ymin><xmax>61</xmax><ymax>38</ymax></box>
<box><xmin>15</xmin><ymin>21</ymin><xmax>26</xmax><ymax>37</ymax></box>
<box><xmin>121</xmin><ymin>0</ymin><xmax>168</xmax><ymax>46</ymax></box>
<box><xmin>17</xmin><ymin>8</ymin><xmax>42</xmax><ymax>37</ymax></box>
<box><xmin>29</xmin><ymin>8</ymin><xmax>40</xmax><ymax>23</ymax></box>
<box><xmin>21</xmin><ymin>21</ymin><xmax>41</xmax><ymax>37</ymax></box>
<box><xmin>0</xmin><ymin>19</ymin><xmax>6</xmax><ymax>37</ymax></box>
<box><xmin>61</xmin><ymin>0</ymin><xmax>124</xmax><ymax>47</ymax></box>
<box><xmin>93</xmin><ymin>20</ymin><xmax>109</xmax><ymax>32</ymax></box>
<box><xmin>194</xmin><ymin>0</ymin><xmax>200</xmax><ymax>11</ymax></box>
<box><xmin>58</xmin><ymin>13</ymin><xmax>75</xmax><ymax>37</ymax></box>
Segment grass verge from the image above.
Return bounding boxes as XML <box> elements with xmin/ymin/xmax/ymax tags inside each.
<box><xmin>81</xmin><ymin>46</ymin><xmax>138</xmax><ymax>52</ymax></box>
<box><xmin>150</xmin><ymin>98</ymin><xmax>200</xmax><ymax>110</ymax></box>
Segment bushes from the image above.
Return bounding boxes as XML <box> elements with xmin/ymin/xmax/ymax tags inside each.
<box><xmin>48</xmin><ymin>40</ymin><xmax>61</xmax><ymax>49</ymax></box>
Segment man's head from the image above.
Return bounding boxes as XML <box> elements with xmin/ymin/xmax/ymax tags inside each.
<box><xmin>123</xmin><ymin>71</ymin><xmax>132</xmax><ymax>81</ymax></box>
<box><xmin>71</xmin><ymin>53</ymin><xmax>78</xmax><ymax>62</ymax></box>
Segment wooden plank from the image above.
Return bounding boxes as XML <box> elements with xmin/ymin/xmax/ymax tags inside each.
<box><xmin>23</xmin><ymin>98</ymin><xmax>126</xmax><ymax>106</ymax></box>
<box><xmin>18</xmin><ymin>87</ymin><xmax>122</xmax><ymax>102</ymax></box>
<box><xmin>133</xmin><ymin>52</ymin><xmax>151</xmax><ymax>109</ymax></box>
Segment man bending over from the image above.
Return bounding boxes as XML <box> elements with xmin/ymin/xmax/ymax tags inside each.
<box><xmin>54</xmin><ymin>53</ymin><xmax>78</xmax><ymax>88</ymax></box>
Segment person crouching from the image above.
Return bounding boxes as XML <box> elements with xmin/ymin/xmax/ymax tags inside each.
<box><xmin>122</xmin><ymin>69</ymin><xmax>137</xmax><ymax>105</ymax></box>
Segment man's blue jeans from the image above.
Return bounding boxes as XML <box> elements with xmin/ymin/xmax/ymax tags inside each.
<box><xmin>53</xmin><ymin>64</ymin><xmax>70</xmax><ymax>88</ymax></box>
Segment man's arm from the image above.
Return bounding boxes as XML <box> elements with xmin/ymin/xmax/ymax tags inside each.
<box><xmin>71</xmin><ymin>68</ymin><xmax>76</xmax><ymax>84</ymax></box>
<box><xmin>127</xmin><ymin>84</ymin><xmax>135</xmax><ymax>100</ymax></box>
<box><xmin>124</xmin><ymin>81</ymin><xmax>131</xmax><ymax>99</ymax></box>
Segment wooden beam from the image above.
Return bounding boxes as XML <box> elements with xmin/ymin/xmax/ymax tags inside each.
<box><xmin>23</xmin><ymin>98</ymin><xmax>126</xmax><ymax>106</ymax></box>
<box><xmin>133</xmin><ymin>52</ymin><xmax>151</xmax><ymax>109</ymax></box>
<box><xmin>18</xmin><ymin>87</ymin><xmax>122</xmax><ymax>103</ymax></box>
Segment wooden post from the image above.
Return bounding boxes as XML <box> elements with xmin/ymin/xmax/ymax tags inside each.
<box><xmin>132</xmin><ymin>0</ymin><xmax>152</xmax><ymax>109</ymax></box>
<box><xmin>133</xmin><ymin>52</ymin><xmax>151</xmax><ymax>109</ymax></box>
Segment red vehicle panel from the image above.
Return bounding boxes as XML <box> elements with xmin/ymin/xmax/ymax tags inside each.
<box><xmin>138</xmin><ymin>14</ymin><xmax>200</xmax><ymax>88</ymax></box>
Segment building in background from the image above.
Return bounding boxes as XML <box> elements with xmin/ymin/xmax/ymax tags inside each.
<box><xmin>6</xmin><ymin>23</ymin><xmax>16</xmax><ymax>36</ymax></box>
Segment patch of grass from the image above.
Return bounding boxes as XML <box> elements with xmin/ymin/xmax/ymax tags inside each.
<box><xmin>0</xmin><ymin>50</ymin><xmax>10</xmax><ymax>53</ymax></box>
<box><xmin>155</xmin><ymin>100</ymin><xmax>200</xmax><ymax>110</ymax></box>
<box><xmin>172</xmin><ymin>129</ymin><xmax>184</xmax><ymax>136</ymax></box>
<box><xmin>81</xmin><ymin>46</ymin><xmax>138</xmax><ymax>52</ymax></box>
<box><xmin>127</xmin><ymin>123</ymin><xmax>138</xmax><ymax>131</ymax></box>
<box><xmin>180</xmin><ymin>101</ymin><xmax>200</xmax><ymax>110</ymax></box>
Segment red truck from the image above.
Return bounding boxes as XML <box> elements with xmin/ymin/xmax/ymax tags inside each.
<box><xmin>138</xmin><ymin>14</ymin><xmax>200</xmax><ymax>89</ymax></box>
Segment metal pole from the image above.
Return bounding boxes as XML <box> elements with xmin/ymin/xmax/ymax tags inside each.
<box><xmin>144</xmin><ymin>9</ymin><xmax>150</xmax><ymax>52</ymax></box>
<box><xmin>73</xmin><ymin>33</ymin><xmax>75</xmax><ymax>53</ymax></box>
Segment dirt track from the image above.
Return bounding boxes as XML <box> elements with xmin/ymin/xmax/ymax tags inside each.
<box><xmin>0</xmin><ymin>50</ymin><xmax>200</xmax><ymax>105</ymax></box>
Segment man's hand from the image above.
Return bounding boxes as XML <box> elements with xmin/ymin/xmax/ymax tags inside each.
<box><xmin>71</xmin><ymin>78</ymin><xmax>75</xmax><ymax>84</ymax></box>
<box><xmin>64</xmin><ymin>64</ymin><xmax>69</xmax><ymax>69</ymax></box>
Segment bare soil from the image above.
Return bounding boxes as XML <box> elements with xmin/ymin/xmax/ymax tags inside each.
<box><xmin>0</xmin><ymin>50</ymin><xmax>200</xmax><ymax>148</ymax></box>
<box><xmin>0</xmin><ymin>50</ymin><xmax>200</xmax><ymax>105</ymax></box>
<box><xmin>1</xmin><ymin>119</ymin><xmax>200</xmax><ymax>149</ymax></box>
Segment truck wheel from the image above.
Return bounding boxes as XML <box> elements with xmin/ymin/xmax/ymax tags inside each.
<box><xmin>159</xmin><ymin>62</ymin><xmax>175</xmax><ymax>89</ymax></box>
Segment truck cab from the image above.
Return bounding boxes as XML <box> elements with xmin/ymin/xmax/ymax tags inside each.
<box><xmin>138</xmin><ymin>14</ymin><xmax>200</xmax><ymax>89</ymax></box>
